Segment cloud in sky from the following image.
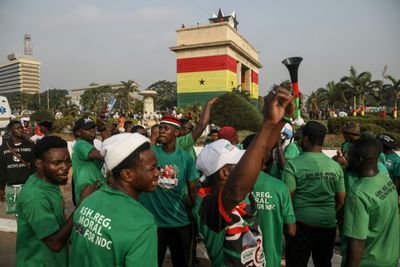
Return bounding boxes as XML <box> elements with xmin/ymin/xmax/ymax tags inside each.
<box><xmin>0</xmin><ymin>0</ymin><xmax>399</xmax><ymax>96</ymax></box>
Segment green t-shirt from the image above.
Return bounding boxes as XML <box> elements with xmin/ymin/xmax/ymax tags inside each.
<box><xmin>284</xmin><ymin>142</ymin><xmax>302</xmax><ymax>160</ymax></box>
<box><xmin>70</xmin><ymin>187</ymin><xmax>158</xmax><ymax>267</ymax></box>
<box><xmin>270</xmin><ymin>143</ymin><xmax>302</xmax><ymax>181</ymax></box>
<box><xmin>72</xmin><ymin>139</ymin><xmax>106</xmax><ymax>204</ymax></box>
<box><xmin>252</xmin><ymin>172</ymin><xmax>295</xmax><ymax>267</ymax></box>
<box><xmin>379</xmin><ymin>152</ymin><xmax>387</xmax><ymax>165</ymax></box>
<box><xmin>282</xmin><ymin>152</ymin><xmax>345</xmax><ymax>228</ymax></box>
<box><xmin>269</xmin><ymin>163</ymin><xmax>280</xmax><ymax>179</ymax></box>
<box><xmin>342</xmin><ymin>173</ymin><xmax>400</xmax><ymax>267</ymax></box>
<box><xmin>393</xmin><ymin>159</ymin><xmax>400</xmax><ymax>178</ymax></box>
<box><xmin>177</xmin><ymin>133</ymin><xmax>197</xmax><ymax>160</ymax></box>
<box><xmin>344</xmin><ymin>163</ymin><xmax>390</xmax><ymax>191</ymax></box>
<box><xmin>16</xmin><ymin>174</ymin><xmax>68</xmax><ymax>267</ymax></box>
<box><xmin>140</xmin><ymin>145</ymin><xmax>199</xmax><ymax>227</ymax></box>
<box><xmin>383</xmin><ymin>152</ymin><xmax>400</xmax><ymax>180</ymax></box>
<box><xmin>341</xmin><ymin>141</ymin><xmax>351</xmax><ymax>156</ymax></box>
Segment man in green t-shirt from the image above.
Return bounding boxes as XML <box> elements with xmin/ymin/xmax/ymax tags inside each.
<box><xmin>140</xmin><ymin>114</ymin><xmax>200</xmax><ymax>267</ymax></box>
<box><xmin>333</xmin><ymin>121</ymin><xmax>360</xmax><ymax>167</ymax></box>
<box><xmin>177</xmin><ymin>97</ymin><xmax>218</xmax><ymax>160</ymax></box>
<box><xmin>243</xmin><ymin>134</ymin><xmax>297</xmax><ymax>267</ymax></box>
<box><xmin>193</xmin><ymin>86</ymin><xmax>295</xmax><ymax>266</ymax></box>
<box><xmin>71</xmin><ymin>133</ymin><xmax>159</xmax><ymax>267</ymax></box>
<box><xmin>378</xmin><ymin>134</ymin><xmax>400</xmax><ymax>181</ymax></box>
<box><xmin>72</xmin><ymin>117</ymin><xmax>107</xmax><ymax>204</ymax></box>
<box><xmin>16</xmin><ymin>136</ymin><xmax>95</xmax><ymax>267</ymax></box>
<box><xmin>282</xmin><ymin>121</ymin><xmax>346</xmax><ymax>267</ymax></box>
<box><xmin>274</xmin><ymin>126</ymin><xmax>303</xmax><ymax>180</ymax></box>
<box><xmin>342</xmin><ymin>137</ymin><xmax>399</xmax><ymax>267</ymax></box>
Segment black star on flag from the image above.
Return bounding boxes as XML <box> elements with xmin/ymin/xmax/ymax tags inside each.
<box><xmin>199</xmin><ymin>79</ymin><xmax>205</xmax><ymax>85</ymax></box>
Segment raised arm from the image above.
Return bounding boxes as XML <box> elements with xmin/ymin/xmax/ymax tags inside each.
<box><xmin>221</xmin><ymin>87</ymin><xmax>294</xmax><ymax>213</ymax></box>
<box><xmin>191</xmin><ymin>97</ymin><xmax>218</xmax><ymax>141</ymax></box>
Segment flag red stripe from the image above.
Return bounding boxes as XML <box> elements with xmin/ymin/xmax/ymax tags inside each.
<box><xmin>251</xmin><ymin>70</ymin><xmax>259</xmax><ymax>85</ymax></box>
<box><xmin>177</xmin><ymin>55</ymin><xmax>237</xmax><ymax>73</ymax></box>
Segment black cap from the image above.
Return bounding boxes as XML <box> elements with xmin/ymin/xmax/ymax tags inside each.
<box><xmin>378</xmin><ymin>134</ymin><xmax>396</xmax><ymax>149</ymax></box>
<box><xmin>303</xmin><ymin>121</ymin><xmax>327</xmax><ymax>138</ymax></box>
<box><xmin>74</xmin><ymin>117</ymin><xmax>95</xmax><ymax>130</ymax></box>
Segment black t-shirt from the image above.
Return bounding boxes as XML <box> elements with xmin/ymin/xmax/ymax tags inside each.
<box><xmin>0</xmin><ymin>139</ymin><xmax>35</xmax><ymax>188</ymax></box>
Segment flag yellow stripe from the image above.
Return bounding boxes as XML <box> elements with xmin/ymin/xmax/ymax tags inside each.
<box><xmin>177</xmin><ymin>70</ymin><xmax>237</xmax><ymax>93</ymax></box>
<box><xmin>251</xmin><ymin>83</ymin><xmax>259</xmax><ymax>99</ymax></box>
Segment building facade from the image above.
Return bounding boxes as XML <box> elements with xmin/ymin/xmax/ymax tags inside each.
<box><xmin>0</xmin><ymin>53</ymin><xmax>41</xmax><ymax>94</ymax></box>
<box><xmin>170</xmin><ymin>10</ymin><xmax>262</xmax><ymax>107</ymax></box>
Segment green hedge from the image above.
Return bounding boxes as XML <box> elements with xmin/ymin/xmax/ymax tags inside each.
<box><xmin>30</xmin><ymin>110</ymin><xmax>55</xmax><ymax>123</ymax></box>
<box><xmin>210</xmin><ymin>92</ymin><xmax>262</xmax><ymax>132</ymax></box>
<box><xmin>53</xmin><ymin>115</ymin><xmax>75</xmax><ymax>132</ymax></box>
<box><xmin>327</xmin><ymin>117</ymin><xmax>400</xmax><ymax>147</ymax></box>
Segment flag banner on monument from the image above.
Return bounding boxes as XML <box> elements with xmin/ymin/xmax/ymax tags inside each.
<box><xmin>177</xmin><ymin>55</ymin><xmax>237</xmax><ymax>73</ymax></box>
<box><xmin>177</xmin><ymin>70</ymin><xmax>237</xmax><ymax>93</ymax></box>
<box><xmin>251</xmin><ymin>70</ymin><xmax>259</xmax><ymax>99</ymax></box>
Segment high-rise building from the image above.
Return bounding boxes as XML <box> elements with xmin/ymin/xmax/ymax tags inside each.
<box><xmin>0</xmin><ymin>53</ymin><xmax>41</xmax><ymax>94</ymax></box>
<box><xmin>170</xmin><ymin>9</ymin><xmax>262</xmax><ymax>107</ymax></box>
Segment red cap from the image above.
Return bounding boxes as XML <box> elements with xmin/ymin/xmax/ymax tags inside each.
<box><xmin>218</xmin><ymin>126</ymin><xmax>237</xmax><ymax>143</ymax></box>
<box><xmin>160</xmin><ymin>114</ymin><xmax>181</xmax><ymax>129</ymax></box>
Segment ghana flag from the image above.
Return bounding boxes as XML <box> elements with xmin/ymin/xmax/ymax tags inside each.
<box><xmin>251</xmin><ymin>70</ymin><xmax>259</xmax><ymax>99</ymax></box>
<box><xmin>177</xmin><ymin>55</ymin><xmax>238</xmax><ymax>107</ymax></box>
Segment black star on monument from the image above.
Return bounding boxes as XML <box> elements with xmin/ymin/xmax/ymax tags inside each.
<box><xmin>209</xmin><ymin>9</ymin><xmax>238</xmax><ymax>30</ymax></box>
<box><xmin>199</xmin><ymin>79</ymin><xmax>205</xmax><ymax>85</ymax></box>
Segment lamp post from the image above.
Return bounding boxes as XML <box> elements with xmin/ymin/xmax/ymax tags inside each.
<box><xmin>47</xmin><ymin>88</ymin><xmax>50</xmax><ymax>110</ymax></box>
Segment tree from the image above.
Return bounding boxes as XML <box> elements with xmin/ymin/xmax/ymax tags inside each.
<box><xmin>314</xmin><ymin>81</ymin><xmax>348</xmax><ymax>110</ymax></box>
<box><xmin>382</xmin><ymin>74</ymin><xmax>400</xmax><ymax>117</ymax></box>
<box><xmin>210</xmin><ymin>91</ymin><xmax>263</xmax><ymax>132</ymax></box>
<box><xmin>117</xmin><ymin>80</ymin><xmax>139</xmax><ymax>114</ymax></box>
<box><xmin>3</xmin><ymin>92</ymin><xmax>33</xmax><ymax>111</ymax></box>
<box><xmin>80</xmin><ymin>85</ymin><xmax>114</xmax><ymax>111</ymax></box>
<box><xmin>149</xmin><ymin>80</ymin><xmax>177</xmax><ymax>111</ymax></box>
<box><xmin>30</xmin><ymin>109</ymin><xmax>55</xmax><ymax>123</ymax></box>
<box><xmin>340</xmin><ymin>66</ymin><xmax>378</xmax><ymax>116</ymax></box>
<box><xmin>28</xmin><ymin>89</ymin><xmax>70</xmax><ymax>111</ymax></box>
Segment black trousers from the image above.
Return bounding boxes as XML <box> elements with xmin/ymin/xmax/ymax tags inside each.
<box><xmin>158</xmin><ymin>225</ymin><xmax>192</xmax><ymax>267</ymax></box>
<box><xmin>286</xmin><ymin>222</ymin><xmax>336</xmax><ymax>267</ymax></box>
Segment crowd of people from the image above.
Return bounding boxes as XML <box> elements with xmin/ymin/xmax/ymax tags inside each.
<box><xmin>0</xmin><ymin>86</ymin><xmax>399</xmax><ymax>267</ymax></box>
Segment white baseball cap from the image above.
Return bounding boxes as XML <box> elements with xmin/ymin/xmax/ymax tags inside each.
<box><xmin>196</xmin><ymin>139</ymin><xmax>245</xmax><ymax>177</ymax></box>
<box><xmin>101</xmin><ymin>133</ymin><xmax>150</xmax><ymax>171</ymax></box>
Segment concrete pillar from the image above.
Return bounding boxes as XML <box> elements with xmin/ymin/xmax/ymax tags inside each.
<box><xmin>236</xmin><ymin>62</ymin><xmax>241</xmax><ymax>90</ymax></box>
<box><xmin>245</xmin><ymin>69</ymin><xmax>252</xmax><ymax>93</ymax></box>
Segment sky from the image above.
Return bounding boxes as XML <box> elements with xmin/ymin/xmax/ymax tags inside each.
<box><xmin>0</xmin><ymin>0</ymin><xmax>399</xmax><ymax>96</ymax></box>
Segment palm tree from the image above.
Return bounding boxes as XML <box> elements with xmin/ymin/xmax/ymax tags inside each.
<box><xmin>340</xmin><ymin>66</ymin><xmax>376</xmax><ymax>116</ymax></box>
<box><xmin>119</xmin><ymin>80</ymin><xmax>139</xmax><ymax>114</ymax></box>
<box><xmin>363</xmin><ymin>79</ymin><xmax>382</xmax><ymax>108</ymax></box>
<box><xmin>382</xmin><ymin>75</ymin><xmax>400</xmax><ymax>118</ymax></box>
<box><xmin>315</xmin><ymin>81</ymin><xmax>348</xmax><ymax>110</ymax></box>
